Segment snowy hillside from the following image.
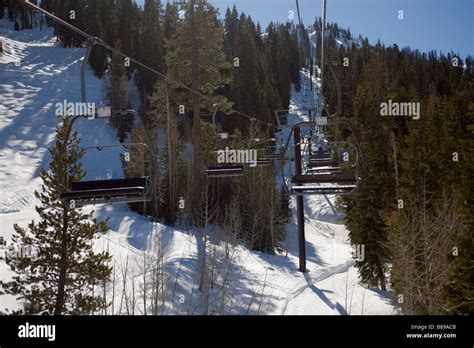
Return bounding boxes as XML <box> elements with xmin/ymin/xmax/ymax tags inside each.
<box><xmin>0</xmin><ymin>21</ymin><xmax>395</xmax><ymax>315</ymax></box>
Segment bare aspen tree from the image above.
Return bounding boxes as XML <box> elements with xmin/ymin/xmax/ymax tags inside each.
<box><xmin>267</xmin><ymin>178</ymin><xmax>276</xmax><ymax>252</ymax></box>
<box><xmin>389</xmin><ymin>187</ymin><xmax>464</xmax><ymax>314</ymax></box>
<box><xmin>143</xmin><ymin>251</ymin><xmax>148</xmax><ymax>315</ymax></box>
<box><xmin>345</xmin><ymin>266</ymin><xmax>349</xmax><ymax>313</ymax></box>
<box><xmin>186</xmin><ymin>277</ymin><xmax>199</xmax><ymax>315</ymax></box>
<box><xmin>134</xmin><ymin>250</ymin><xmax>149</xmax><ymax>315</ymax></box>
<box><xmin>111</xmin><ymin>260</ymin><xmax>116</xmax><ymax>315</ymax></box>
<box><xmin>209</xmin><ymin>247</ymin><xmax>217</xmax><ymax>290</ymax></box>
<box><xmin>160</xmin><ymin>233</ymin><xmax>166</xmax><ymax>312</ymax></box>
<box><xmin>247</xmin><ymin>271</ymin><xmax>269</xmax><ymax>315</ymax></box>
<box><xmin>171</xmin><ymin>247</ymin><xmax>186</xmax><ymax>310</ymax></box>
<box><xmin>118</xmin><ymin>255</ymin><xmax>130</xmax><ymax>314</ymax></box>
<box><xmin>102</xmin><ymin>237</ymin><xmax>111</xmax><ymax>315</ymax></box>
<box><xmin>192</xmin><ymin>179</ymin><xmax>219</xmax><ymax>314</ymax></box>
<box><xmin>131</xmin><ymin>273</ymin><xmax>135</xmax><ymax>315</ymax></box>
<box><xmin>257</xmin><ymin>268</ymin><xmax>269</xmax><ymax>315</ymax></box>
<box><xmin>149</xmin><ymin>81</ymin><xmax>181</xmax><ymax>223</ymax></box>
<box><xmin>150</xmin><ymin>231</ymin><xmax>164</xmax><ymax>315</ymax></box>
<box><xmin>361</xmin><ymin>286</ymin><xmax>367</xmax><ymax>315</ymax></box>
<box><xmin>219</xmin><ymin>251</ymin><xmax>235</xmax><ymax>315</ymax></box>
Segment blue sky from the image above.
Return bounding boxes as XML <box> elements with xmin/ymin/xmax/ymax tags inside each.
<box><xmin>138</xmin><ymin>0</ymin><xmax>474</xmax><ymax>58</ymax></box>
<box><xmin>210</xmin><ymin>0</ymin><xmax>474</xmax><ymax>58</ymax></box>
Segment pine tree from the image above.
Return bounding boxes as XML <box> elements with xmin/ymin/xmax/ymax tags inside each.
<box><xmin>444</xmin><ymin>102</ymin><xmax>474</xmax><ymax>314</ymax></box>
<box><xmin>123</xmin><ymin>121</ymin><xmax>155</xmax><ymax>216</ymax></box>
<box><xmin>343</xmin><ymin>53</ymin><xmax>394</xmax><ymax>290</ymax></box>
<box><xmin>265</xmin><ymin>23</ymin><xmax>292</xmax><ymax>109</ymax></box>
<box><xmin>129</xmin><ymin>3</ymin><xmax>143</xmax><ymax>61</ymax></box>
<box><xmin>139</xmin><ymin>0</ymin><xmax>165</xmax><ymax>94</ymax></box>
<box><xmin>0</xmin><ymin>0</ymin><xmax>5</xmax><ymax>19</ymax></box>
<box><xmin>223</xmin><ymin>5</ymin><xmax>239</xmax><ymax>57</ymax></box>
<box><xmin>165</xmin><ymin>0</ymin><xmax>232</xmax><ymax>201</ymax></box>
<box><xmin>100</xmin><ymin>0</ymin><xmax>119</xmax><ymax>47</ymax></box>
<box><xmin>148</xmin><ymin>82</ymin><xmax>183</xmax><ymax>225</ymax></box>
<box><xmin>83</xmin><ymin>0</ymin><xmax>103</xmax><ymax>38</ymax></box>
<box><xmin>117</xmin><ymin>0</ymin><xmax>136</xmax><ymax>55</ymax></box>
<box><xmin>163</xmin><ymin>2</ymin><xmax>179</xmax><ymax>41</ymax></box>
<box><xmin>1</xmin><ymin>119</ymin><xmax>112</xmax><ymax>315</ymax></box>
<box><xmin>230</xmin><ymin>13</ymin><xmax>260</xmax><ymax>117</ymax></box>
<box><xmin>83</xmin><ymin>0</ymin><xmax>109</xmax><ymax>77</ymax></box>
<box><xmin>283</xmin><ymin>24</ymin><xmax>301</xmax><ymax>91</ymax></box>
<box><xmin>108</xmin><ymin>40</ymin><xmax>131</xmax><ymax>141</ymax></box>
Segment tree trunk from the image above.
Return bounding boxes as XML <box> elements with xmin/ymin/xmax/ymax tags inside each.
<box><xmin>54</xmin><ymin>206</ymin><xmax>69</xmax><ymax>315</ymax></box>
<box><xmin>166</xmin><ymin>91</ymin><xmax>175</xmax><ymax>223</ymax></box>
<box><xmin>190</xmin><ymin>0</ymin><xmax>201</xmax><ymax>200</ymax></box>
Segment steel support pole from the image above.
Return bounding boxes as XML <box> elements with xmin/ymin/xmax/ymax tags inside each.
<box><xmin>293</xmin><ymin>127</ymin><xmax>307</xmax><ymax>272</ymax></box>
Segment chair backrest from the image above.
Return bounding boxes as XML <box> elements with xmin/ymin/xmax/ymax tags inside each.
<box><xmin>206</xmin><ymin>166</ymin><xmax>244</xmax><ymax>177</ymax></box>
<box><xmin>310</xmin><ymin>153</ymin><xmax>331</xmax><ymax>160</ymax></box>
<box><xmin>207</xmin><ymin>165</ymin><xmax>243</xmax><ymax>172</ymax></box>
<box><xmin>308</xmin><ymin>160</ymin><xmax>339</xmax><ymax>167</ymax></box>
<box><xmin>291</xmin><ymin>185</ymin><xmax>357</xmax><ymax>194</ymax></box>
<box><xmin>256</xmin><ymin>159</ymin><xmax>271</xmax><ymax>166</ymax></box>
<box><xmin>293</xmin><ymin>172</ymin><xmax>355</xmax><ymax>183</ymax></box>
<box><xmin>71</xmin><ymin>177</ymin><xmax>148</xmax><ymax>191</ymax></box>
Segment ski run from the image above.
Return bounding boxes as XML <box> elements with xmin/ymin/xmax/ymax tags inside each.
<box><xmin>0</xmin><ymin>17</ymin><xmax>395</xmax><ymax>316</ymax></box>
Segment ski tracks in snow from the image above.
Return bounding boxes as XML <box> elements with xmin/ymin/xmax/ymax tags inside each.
<box><xmin>281</xmin><ymin>259</ymin><xmax>355</xmax><ymax>314</ymax></box>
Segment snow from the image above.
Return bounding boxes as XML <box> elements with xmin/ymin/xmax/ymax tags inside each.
<box><xmin>335</xmin><ymin>36</ymin><xmax>361</xmax><ymax>49</ymax></box>
<box><xmin>0</xmin><ymin>20</ymin><xmax>395</xmax><ymax>315</ymax></box>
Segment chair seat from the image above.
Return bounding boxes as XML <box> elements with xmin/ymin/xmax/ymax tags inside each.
<box><xmin>60</xmin><ymin>187</ymin><xmax>146</xmax><ymax>200</ymax></box>
<box><xmin>291</xmin><ymin>185</ymin><xmax>357</xmax><ymax>194</ymax></box>
<box><xmin>307</xmin><ymin>160</ymin><xmax>340</xmax><ymax>168</ymax></box>
<box><xmin>262</xmin><ymin>153</ymin><xmax>284</xmax><ymax>160</ymax></box>
<box><xmin>307</xmin><ymin>166</ymin><xmax>341</xmax><ymax>173</ymax></box>
<box><xmin>206</xmin><ymin>166</ymin><xmax>244</xmax><ymax>178</ymax></box>
<box><xmin>292</xmin><ymin>173</ymin><xmax>356</xmax><ymax>184</ymax></box>
<box><xmin>255</xmin><ymin>159</ymin><xmax>271</xmax><ymax>166</ymax></box>
<box><xmin>60</xmin><ymin>177</ymin><xmax>148</xmax><ymax>200</ymax></box>
<box><xmin>309</xmin><ymin>153</ymin><xmax>331</xmax><ymax>160</ymax></box>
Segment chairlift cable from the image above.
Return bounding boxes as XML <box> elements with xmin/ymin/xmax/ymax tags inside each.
<box><xmin>22</xmin><ymin>0</ymin><xmax>272</xmax><ymax>128</ymax></box>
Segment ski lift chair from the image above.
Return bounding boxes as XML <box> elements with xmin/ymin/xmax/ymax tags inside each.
<box><xmin>281</xmin><ymin>120</ymin><xmax>365</xmax><ymax>196</ymax></box>
<box><xmin>206</xmin><ymin>165</ymin><xmax>244</xmax><ymax>178</ymax></box>
<box><xmin>255</xmin><ymin>159</ymin><xmax>272</xmax><ymax>167</ymax></box>
<box><xmin>60</xmin><ymin>177</ymin><xmax>150</xmax><ymax>206</ymax></box>
<box><xmin>307</xmin><ymin>159</ymin><xmax>339</xmax><ymax>168</ymax></box>
<box><xmin>306</xmin><ymin>166</ymin><xmax>341</xmax><ymax>174</ymax></box>
<box><xmin>291</xmin><ymin>185</ymin><xmax>357</xmax><ymax>195</ymax></box>
<box><xmin>57</xmin><ymin>109</ymin><xmax>158</xmax><ymax>207</ymax></box>
<box><xmin>292</xmin><ymin>172</ymin><xmax>356</xmax><ymax>184</ymax></box>
<box><xmin>290</xmin><ymin>172</ymin><xmax>358</xmax><ymax>195</ymax></box>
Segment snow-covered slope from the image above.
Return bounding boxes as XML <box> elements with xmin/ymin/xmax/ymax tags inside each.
<box><xmin>0</xmin><ymin>21</ymin><xmax>395</xmax><ymax>315</ymax></box>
